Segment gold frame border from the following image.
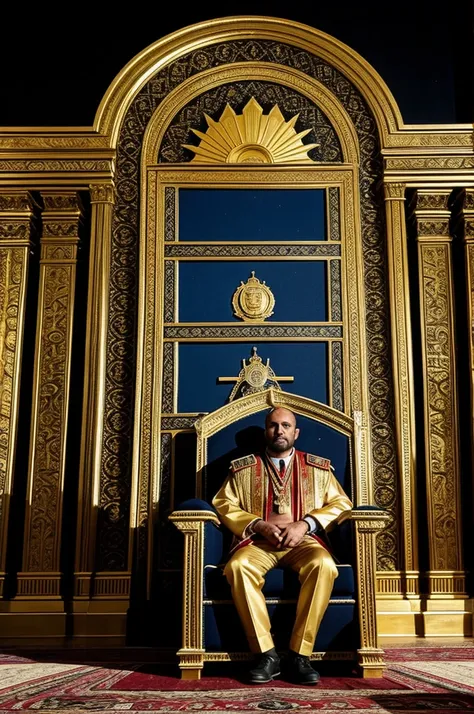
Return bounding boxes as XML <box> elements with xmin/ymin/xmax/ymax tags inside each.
<box><xmin>134</xmin><ymin>164</ymin><xmax>371</xmax><ymax>593</ymax></box>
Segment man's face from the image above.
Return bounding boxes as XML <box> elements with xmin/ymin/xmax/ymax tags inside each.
<box><xmin>264</xmin><ymin>408</ymin><xmax>300</xmax><ymax>456</ymax></box>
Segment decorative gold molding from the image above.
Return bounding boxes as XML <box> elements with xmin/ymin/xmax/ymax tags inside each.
<box><xmin>0</xmin><ymin>190</ymin><xmax>35</xmax><ymax>597</ymax></box>
<box><xmin>385</xmin><ymin>157</ymin><xmax>474</xmax><ymax>170</ymax></box>
<box><xmin>382</xmin><ymin>182</ymin><xmax>419</xmax><ymax>596</ymax></box>
<box><xmin>0</xmin><ymin>132</ymin><xmax>110</xmax><ymax>150</ymax></box>
<box><xmin>0</xmin><ymin>159</ymin><xmax>112</xmax><ymax>173</ymax></box>
<box><xmin>414</xmin><ymin>190</ymin><xmax>466</xmax><ymax>597</ymax></box>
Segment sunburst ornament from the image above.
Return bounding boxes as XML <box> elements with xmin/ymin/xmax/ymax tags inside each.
<box><xmin>182</xmin><ymin>97</ymin><xmax>319</xmax><ymax>164</ymax></box>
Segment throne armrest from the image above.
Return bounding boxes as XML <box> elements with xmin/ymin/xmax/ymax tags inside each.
<box><xmin>168</xmin><ymin>499</ymin><xmax>223</xmax><ymax>566</ymax></box>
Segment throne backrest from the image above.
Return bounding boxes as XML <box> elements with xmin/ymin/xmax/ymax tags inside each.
<box><xmin>193</xmin><ymin>388</ymin><xmax>361</xmax><ymax>559</ymax></box>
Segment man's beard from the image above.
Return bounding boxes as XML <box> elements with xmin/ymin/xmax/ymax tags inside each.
<box><xmin>266</xmin><ymin>437</ymin><xmax>293</xmax><ymax>453</ymax></box>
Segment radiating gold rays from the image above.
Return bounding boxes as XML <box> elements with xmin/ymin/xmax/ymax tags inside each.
<box><xmin>183</xmin><ymin>97</ymin><xmax>319</xmax><ymax>164</ymax></box>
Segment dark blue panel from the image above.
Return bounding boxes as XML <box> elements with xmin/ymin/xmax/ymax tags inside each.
<box><xmin>204</xmin><ymin>601</ymin><xmax>357</xmax><ymax>653</ymax></box>
<box><xmin>179</xmin><ymin>261</ymin><xmax>327</xmax><ymax>322</ymax></box>
<box><xmin>178</xmin><ymin>342</ymin><xmax>327</xmax><ymax>413</ymax></box>
<box><xmin>178</xmin><ymin>189</ymin><xmax>326</xmax><ymax>241</ymax></box>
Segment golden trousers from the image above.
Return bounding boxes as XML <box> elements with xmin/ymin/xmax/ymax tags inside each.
<box><xmin>224</xmin><ymin>536</ymin><xmax>338</xmax><ymax>656</ymax></box>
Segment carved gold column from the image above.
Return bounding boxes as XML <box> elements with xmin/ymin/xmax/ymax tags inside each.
<box><xmin>414</xmin><ymin>190</ymin><xmax>467</xmax><ymax>632</ymax></box>
<box><xmin>16</xmin><ymin>192</ymin><xmax>82</xmax><ymax>604</ymax></box>
<box><xmin>0</xmin><ymin>191</ymin><xmax>36</xmax><ymax>597</ymax></box>
<box><xmin>462</xmin><ymin>189</ymin><xmax>474</xmax><ymax>474</ymax></box>
<box><xmin>381</xmin><ymin>183</ymin><xmax>419</xmax><ymax>601</ymax></box>
<box><xmin>74</xmin><ymin>183</ymin><xmax>114</xmax><ymax>602</ymax></box>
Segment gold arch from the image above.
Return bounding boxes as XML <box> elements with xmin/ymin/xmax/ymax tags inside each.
<box><xmin>141</xmin><ymin>63</ymin><xmax>360</xmax><ymax>166</ymax></box>
<box><xmin>94</xmin><ymin>16</ymin><xmax>404</xmax><ymax>149</ymax></box>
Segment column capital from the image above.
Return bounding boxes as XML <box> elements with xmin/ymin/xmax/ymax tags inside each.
<box><xmin>383</xmin><ymin>182</ymin><xmax>406</xmax><ymax>200</ymax></box>
<box><xmin>462</xmin><ymin>189</ymin><xmax>474</xmax><ymax>243</ymax></box>
<box><xmin>415</xmin><ymin>189</ymin><xmax>452</xmax><ymax>212</ymax></box>
<box><xmin>40</xmin><ymin>191</ymin><xmax>83</xmax><ymax>242</ymax></box>
<box><xmin>89</xmin><ymin>183</ymin><xmax>115</xmax><ymax>204</ymax></box>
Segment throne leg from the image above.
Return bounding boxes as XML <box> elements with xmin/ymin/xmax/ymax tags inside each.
<box><xmin>357</xmin><ymin>648</ymin><xmax>386</xmax><ymax>678</ymax></box>
<box><xmin>178</xmin><ymin>649</ymin><xmax>205</xmax><ymax>680</ymax></box>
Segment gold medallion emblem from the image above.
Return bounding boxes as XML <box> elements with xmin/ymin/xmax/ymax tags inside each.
<box><xmin>232</xmin><ymin>271</ymin><xmax>275</xmax><ymax>322</ymax></box>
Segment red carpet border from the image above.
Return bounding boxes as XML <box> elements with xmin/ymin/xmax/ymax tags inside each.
<box><xmin>0</xmin><ymin>647</ymin><xmax>473</xmax><ymax>712</ymax></box>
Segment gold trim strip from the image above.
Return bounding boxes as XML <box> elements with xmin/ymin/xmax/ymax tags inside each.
<box><xmin>74</xmin><ymin>183</ymin><xmax>114</xmax><ymax>598</ymax></box>
<box><xmin>383</xmin><ymin>182</ymin><xmax>419</xmax><ymax>594</ymax></box>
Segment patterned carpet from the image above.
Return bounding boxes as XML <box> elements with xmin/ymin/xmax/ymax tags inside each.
<box><xmin>0</xmin><ymin>646</ymin><xmax>474</xmax><ymax>712</ymax></box>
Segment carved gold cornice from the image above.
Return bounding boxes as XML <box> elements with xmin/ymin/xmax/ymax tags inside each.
<box><xmin>0</xmin><ymin>157</ymin><xmax>114</xmax><ymax>188</ymax></box>
<box><xmin>384</xmin><ymin>155</ymin><xmax>474</xmax><ymax>187</ymax></box>
<box><xmin>0</xmin><ymin>132</ymin><xmax>110</xmax><ymax>150</ymax></box>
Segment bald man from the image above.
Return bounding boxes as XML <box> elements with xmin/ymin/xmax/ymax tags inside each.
<box><xmin>212</xmin><ymin>407</ymin><xmax>352</xmax><ymax>685</ymax></box>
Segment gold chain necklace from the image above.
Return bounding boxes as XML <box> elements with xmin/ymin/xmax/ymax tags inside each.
<box><xmin>264</xmin><ymin>453</ymin><xmax>294</xmax><ymax>514</ymax></box>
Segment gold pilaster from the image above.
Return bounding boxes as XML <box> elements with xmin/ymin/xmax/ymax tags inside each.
<box><xmin>74</xmin><ymin>183</ymin><xmax>114</xmax><ymax>600</ymax></box>
<box><xmin>351</xmin><ymin>510</ymin><xmax>390</xmax><ymax>677</ymax></box>
<box><xmin>383</xmin><ymin>182</ymin><xmax>419</xmax><ymax>598</ymax></box>
<box><xmin>0</xmin><ymin>191</ymin><xmax>35</xmax><ymax>597</ymax></box>
<box><xmin>17</xmin><ymin>192</ymin><xmax>82</xmax><ymax>601</ymax></box>
<box><xmin>414</xmin><ymin>190</ymin><xmax>467</xmax><ymax>601</ymax></box>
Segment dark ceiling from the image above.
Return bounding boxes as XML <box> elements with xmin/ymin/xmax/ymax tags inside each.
<box><xmin>2</xmin><ymin>0</ymin><xmax>473</xmax><ymax>127</ymax></box>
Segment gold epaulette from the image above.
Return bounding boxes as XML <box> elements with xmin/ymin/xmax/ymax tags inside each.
<box><xmin>306</xmin><ymin>453</ymin><xmax>331</xmax><ymax>470</ymax></box>
<box><xmin>230</xmin><ymin>454</ymin><xmax>257</xmax><ymax>471</ymax></box>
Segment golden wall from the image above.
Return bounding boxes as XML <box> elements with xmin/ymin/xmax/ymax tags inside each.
<box><xmin>0</xmin><ymin>16</ymin><xmax>473</xmax><ymax>647</ymax></box>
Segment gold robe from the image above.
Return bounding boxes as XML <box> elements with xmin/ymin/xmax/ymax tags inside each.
<box><xmin>212</xmin><ymin>450</ymin><xmax>353</xmax><ymax>547</ymax></box>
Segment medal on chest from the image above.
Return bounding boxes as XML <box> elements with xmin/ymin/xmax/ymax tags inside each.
<box><xmin>265</xmin><ymin>455</ymin><xmax>294</xmax><ymax>514</ymax></box>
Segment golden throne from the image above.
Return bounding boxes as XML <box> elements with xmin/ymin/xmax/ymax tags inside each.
<box><xmin>169</xmin><ymin>387</ymin><xmax>389</xmax><ymax>680</ymax></box>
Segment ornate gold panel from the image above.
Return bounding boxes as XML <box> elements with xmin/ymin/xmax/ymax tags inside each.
<box><xmin>0</xmin><ymin>190</ymin><xmax>36</xmax><ymax>597</ymax></box>
<box><xmin>414</xmin><ymin>190</ymin><xmax>466</xmax><ymax>598</ymax></box>
<box><xmin>17</xmin><ymin>192</ymin><xmax>82</xmax><ymax>600</ymax></box>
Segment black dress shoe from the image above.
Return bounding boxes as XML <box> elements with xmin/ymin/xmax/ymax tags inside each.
<box><xmin>287</xmin><ymin>653</ymin><xmax>320</xmax><ymax>685</ymax></box>
<box><xmin>249</xmin><ymin>650</ymin><xmax>281</xmax><ymax>683</ymax></box>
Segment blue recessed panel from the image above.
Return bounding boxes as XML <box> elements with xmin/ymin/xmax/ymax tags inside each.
<box><xmin>178</xmin><ymin>261</ymin><xmax>327</xmax><ymax>322</ymax></box>
<box><xmin>178</xmin><ymin>342</ymin><xmax>328</xmax><ymax>414</ymax></box>
<box><xmin>178</xmin><ymin>189</ymin><xmax>326</xmax><ymax>242</ymax></box>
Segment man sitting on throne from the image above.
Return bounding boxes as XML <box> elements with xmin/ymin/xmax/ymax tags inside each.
<box><xmin>212</xmin><ymin>406</ymin><xmax>352</xmax><ymax>685</ymax></box>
